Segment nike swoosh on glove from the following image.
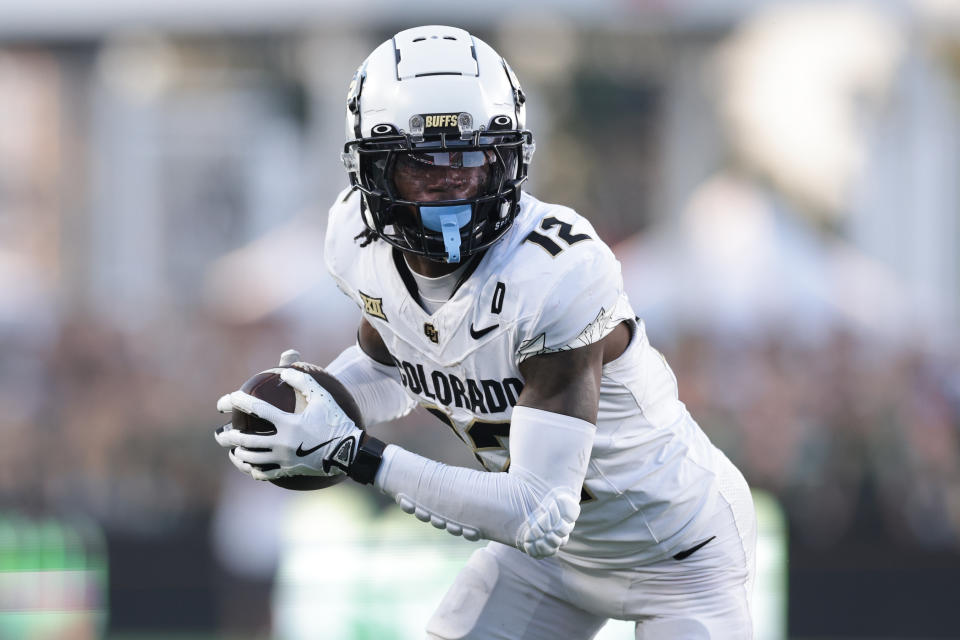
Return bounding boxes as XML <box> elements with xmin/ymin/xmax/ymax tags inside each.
<box><xmin>214</xmin><ymin>366</ymin><xmax>364</xmax><ymax>481</ymax></box>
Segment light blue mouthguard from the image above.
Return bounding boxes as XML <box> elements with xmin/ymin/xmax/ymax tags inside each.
<box><xmin>419</xmin><ymin>204</ymin><xmax>472</xmax><ymax>263</ymax></box>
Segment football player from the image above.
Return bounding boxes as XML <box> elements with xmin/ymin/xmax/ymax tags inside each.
<box><xmin>215</xmin><ymin>25</ymin><xmax>756</xmax><ymax>639</ymax></box>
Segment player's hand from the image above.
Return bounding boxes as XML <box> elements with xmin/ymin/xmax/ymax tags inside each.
<box><xmin>214</xmin><ymin>363</ymin><xmax>363</xmax><ymax>481</ymax></box>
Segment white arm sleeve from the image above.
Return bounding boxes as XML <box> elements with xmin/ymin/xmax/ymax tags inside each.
<box><xmin>374</xmin><ymin>406</ymin><xmax>594</xmax><ymax>558</ymax></box>
<box><xmin>326</xmin><ymin>344</ymin><xmax>417</xmax><ymax>426</ymax></box>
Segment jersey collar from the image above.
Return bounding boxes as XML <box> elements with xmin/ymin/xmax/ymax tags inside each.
<box><xmin>391</xmin><ymin>247</ymin><xmax>486</xmax><ymax>314</ymax></box>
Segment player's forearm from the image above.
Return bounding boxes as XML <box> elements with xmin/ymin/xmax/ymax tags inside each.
<box><xmin>376</xmin><ymin>447</ymin><xmax>534</xmax><ymax>543</ymax></box>
<box><xmin>374</xmin><ymin>406</ymin><xmax>595</xmax><ymax>558</ymax></box>
<box><xmin>326</xmin><ymin>344</ymin><xmax>415</xmax><ymax>425</ymax></box>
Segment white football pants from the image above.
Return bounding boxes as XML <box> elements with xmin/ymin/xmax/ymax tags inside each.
<box><xmin>425</xmin><ymin>463</ymin><xmax>756</xmax><ymax>640</ymax></box>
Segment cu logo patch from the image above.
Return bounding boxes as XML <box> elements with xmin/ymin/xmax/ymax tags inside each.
<box><xmin>424</xmin><ymin>323</ymin><xmax>439</xmax><ymax>343</ymax></box>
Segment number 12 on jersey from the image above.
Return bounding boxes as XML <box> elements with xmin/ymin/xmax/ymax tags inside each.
<box><xmin>524</xmin><ymin>216</ymin><xmax>592</xmax><ymax>257</ymax></box>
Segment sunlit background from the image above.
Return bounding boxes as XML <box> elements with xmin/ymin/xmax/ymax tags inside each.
<box><xmin>2</xmin><ymin>1</ymin><xmax>959</xmax><ymax>638</ymax></box>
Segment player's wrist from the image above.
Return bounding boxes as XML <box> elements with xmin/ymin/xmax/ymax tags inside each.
<box><xmin>346</xmin><ymin>431</ymin><xmax>387</xmax><ymax>485</ymax></box>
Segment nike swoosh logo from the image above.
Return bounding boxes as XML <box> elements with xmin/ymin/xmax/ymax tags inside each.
<box><xmin>296</xmin><ymin>437</ymin><xmax>338</xmax><ymax>457</ymax></box>
<box><xmin>672</xmin><ymin>535</ymin><xmax>716</xmax><ymax>560</ymax></box>
<box><xmin>469</xmin><ymin>323</ymin><xmax>499</xmax><ymax>339</ymax></box>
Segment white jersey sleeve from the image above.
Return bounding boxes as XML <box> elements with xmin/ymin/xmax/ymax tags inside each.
<box><xmin>323</xmin><ymin>186</ymin><xmax>367</xmax><ymax>311</ymax></box>
<box><xmin>325</xmin><ymin>344</ymin><xmax>417</xmax><ymax>425</ymax></box>
<box><xmin>514</xmin><ymin>210</ymin><xmax>634</xmax><ymax>363</ymax></box>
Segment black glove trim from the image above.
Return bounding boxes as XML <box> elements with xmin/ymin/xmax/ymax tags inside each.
<box><xmin>348</xmin><ymin>432</ymin><xmax>386</xmax><ymax>485</ymax></box>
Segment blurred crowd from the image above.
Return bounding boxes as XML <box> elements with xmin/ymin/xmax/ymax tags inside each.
<box><xmin>0</xmin><ymin>311</ymin><xmax>296</xmax><ymax>533</ymax></box>
<box><xmin>668</xmin><ymin>328</ymin><xmax>960</xmax><ymax>550</ymax></box>
<box><xmin>3</xmin><ymin>301</ymin><xmax>958</xmax><ymax>553</ymax></box>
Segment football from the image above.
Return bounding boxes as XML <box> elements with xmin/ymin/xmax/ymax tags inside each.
<box><xmin>233</xmin><ymin>362</ymin><xmax>364</xmax><ymax>491</ymax></box>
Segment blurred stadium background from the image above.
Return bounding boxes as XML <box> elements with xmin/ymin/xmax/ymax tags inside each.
<box><xmin>1</xmin><ymin>0</ymin><xmax>959</xmax><ymax>638</ymax></box>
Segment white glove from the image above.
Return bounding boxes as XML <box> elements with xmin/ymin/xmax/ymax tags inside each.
<box><xmin>214</xmin><ymin>354</ymin><xmax>363</xmax><ymax>482</ymax></box>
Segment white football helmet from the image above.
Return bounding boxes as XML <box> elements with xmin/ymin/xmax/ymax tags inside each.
<box><xmin>341</xmin><ymin>25</ymin><xmax>535</xmax><ymax>263</ymax></box>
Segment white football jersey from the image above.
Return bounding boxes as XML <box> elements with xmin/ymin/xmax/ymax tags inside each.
<box><xmin>325</xmin><ymin>188</ymin><xmax>732</xmax><ymax>568</ymax></box>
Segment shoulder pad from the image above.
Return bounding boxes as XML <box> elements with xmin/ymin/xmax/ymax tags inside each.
<box><xmin>324</xmin><ymin>187</ymin><xmax>366</xmax><ymax>303</ymax></box>
<box><xmin>496</xmin><ymin>200</ymin><xmax>632</xmax><ymax>361</ymax></box>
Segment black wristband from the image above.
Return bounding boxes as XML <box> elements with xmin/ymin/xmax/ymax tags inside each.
<box><xmin>348</xmin><ymin>432</ymin><xmax>386</xmax><ymax>485</ymax></box>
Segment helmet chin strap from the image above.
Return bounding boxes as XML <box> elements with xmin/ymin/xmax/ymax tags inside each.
<box><xmin>419</xmin><ymin>204</ymin><xmax>472</xmax><ymax>263</ymax></box>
